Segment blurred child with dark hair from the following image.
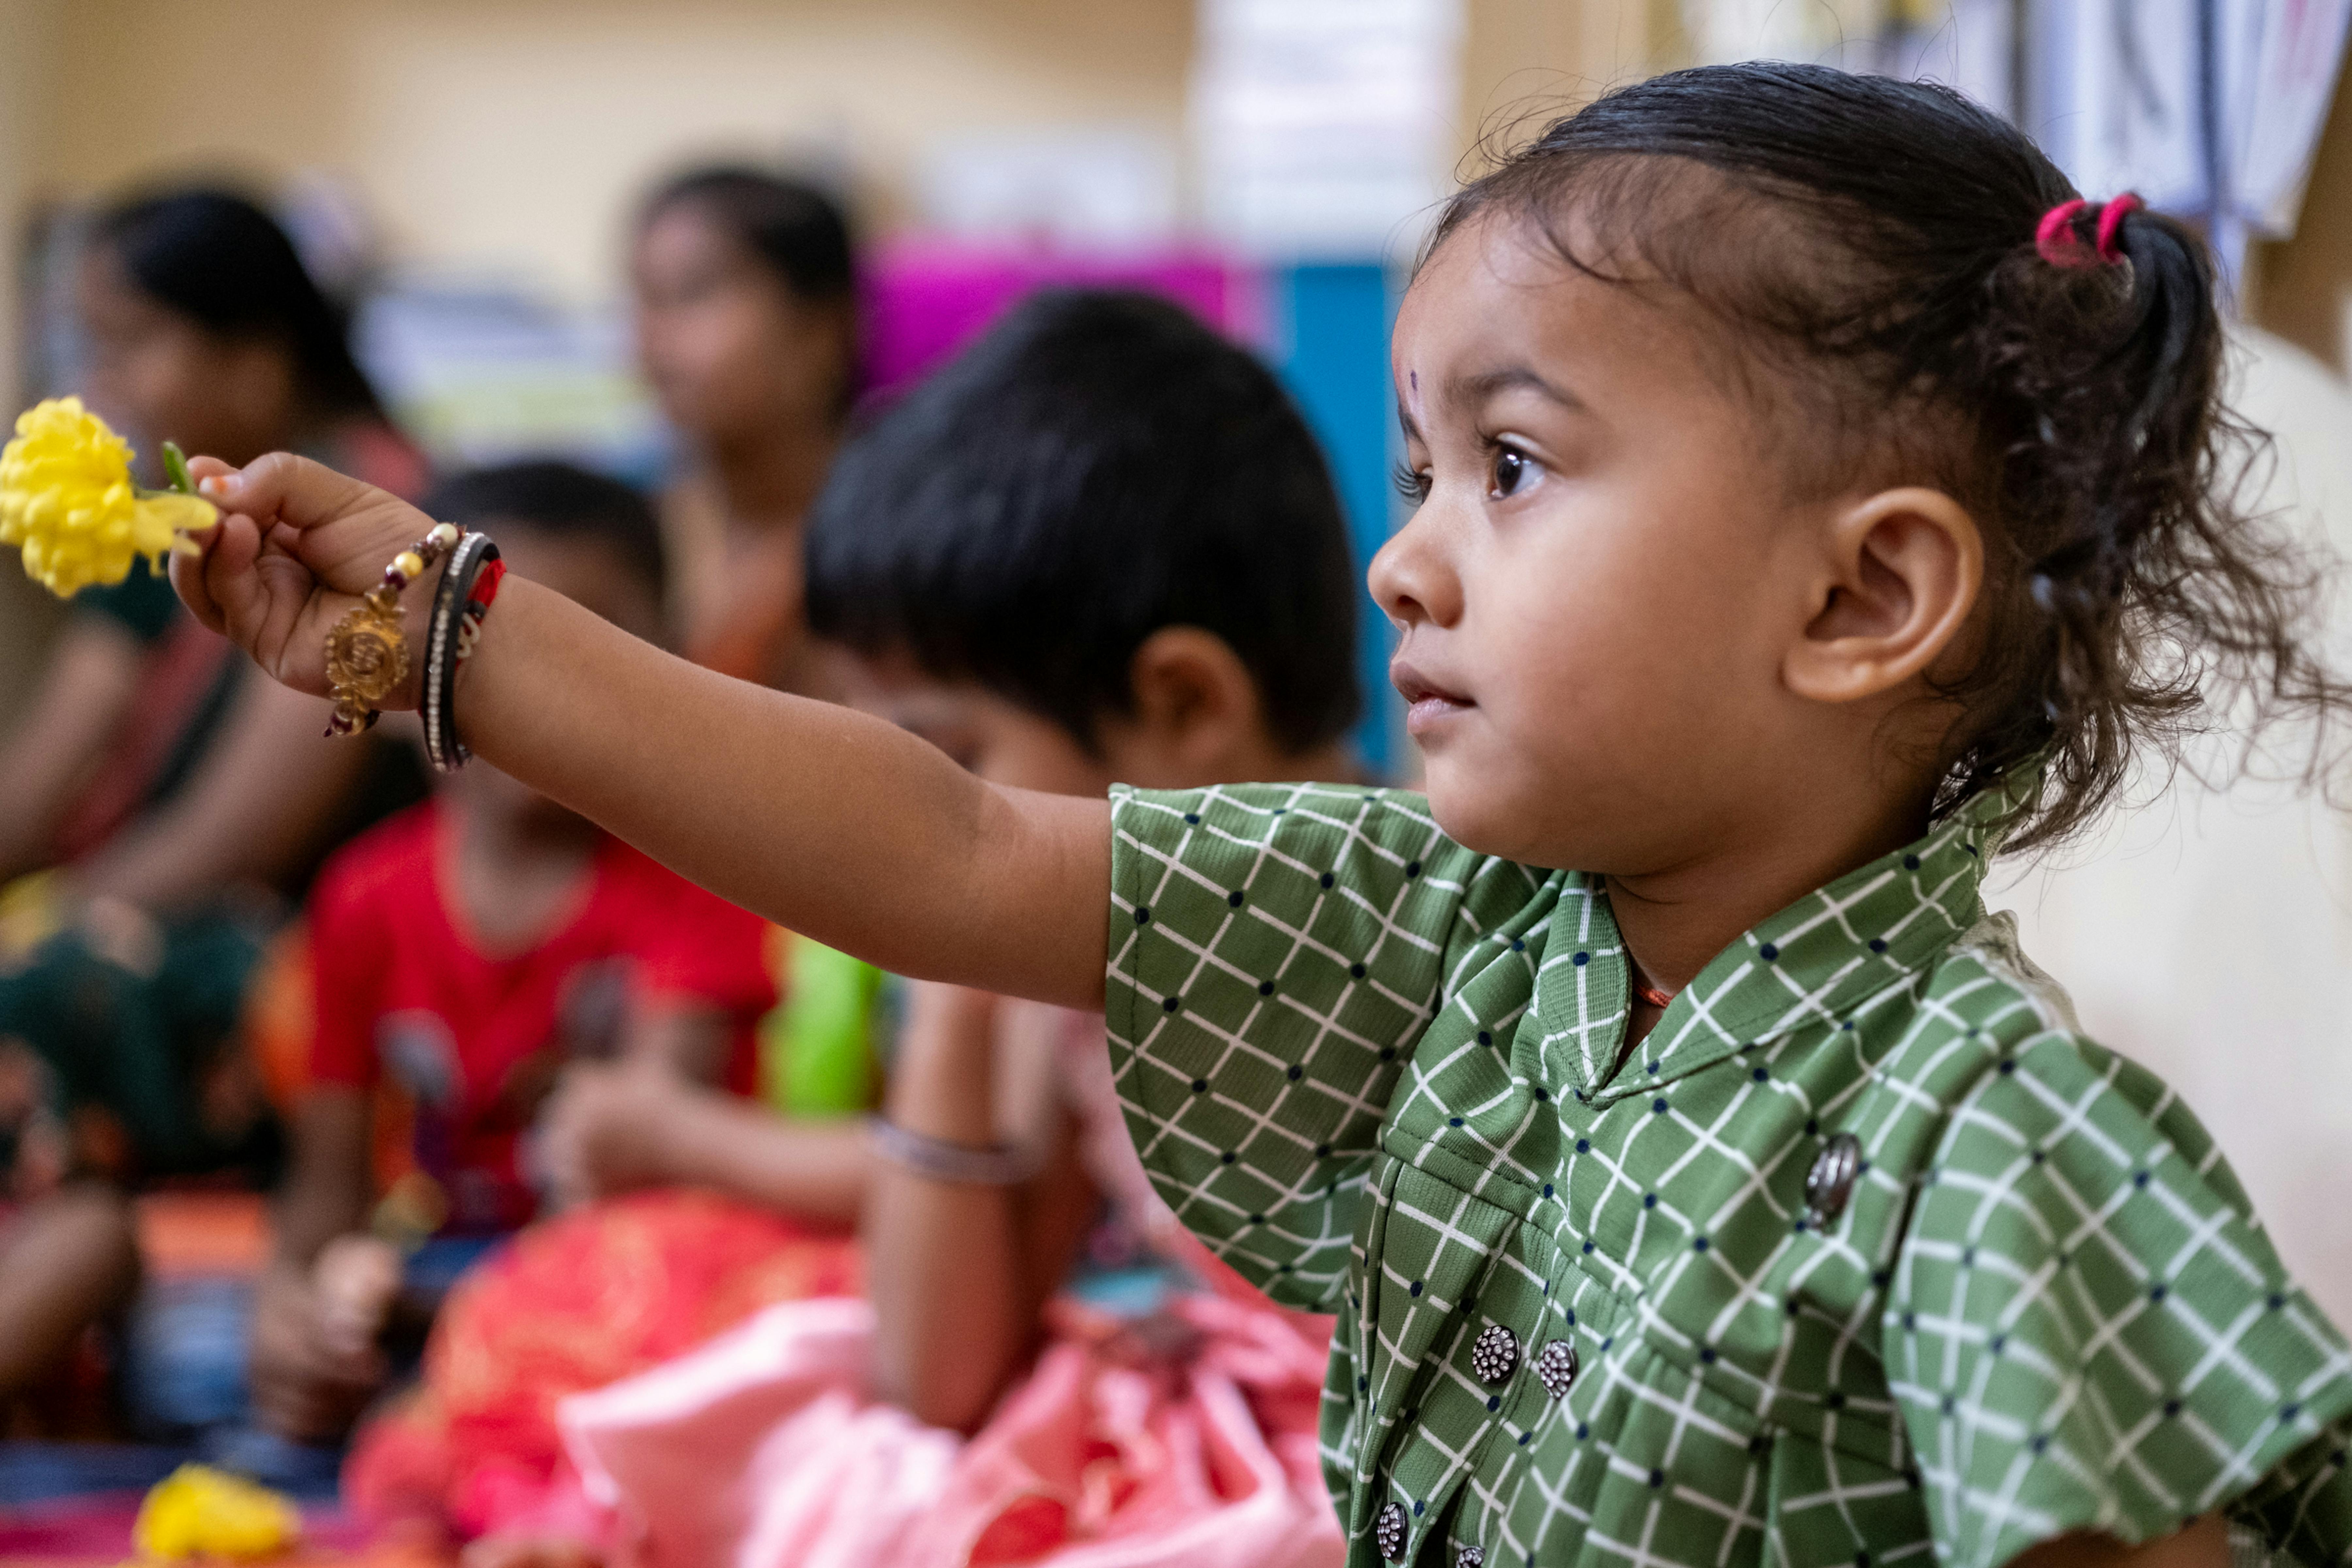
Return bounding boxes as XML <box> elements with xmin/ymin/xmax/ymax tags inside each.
<box><xmin>466</xmin><ymin>291</ymin><xmax>1356</xmax><ymax>1568</ymax></box>
<box><xmin>252</xmin><ymin>464</ymin><xmax>863</xmax><ymax>1491</ymax></box>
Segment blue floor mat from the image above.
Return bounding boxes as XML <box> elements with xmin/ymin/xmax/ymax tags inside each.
<box><xmin>0</xmin><ymin>1442</ymin><xmax>189</xmax><ymax>1507</ymax></box>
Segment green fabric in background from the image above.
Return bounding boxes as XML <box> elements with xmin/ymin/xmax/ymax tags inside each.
<box><xmin>0</xmin><ymin>908</ymin><xmax>277</xmax><ymax>1179</ymax></box>
<box><xmin>760</xmin><ymin>937</ymin><xmax>886</xmax><ymax>1118</ymax></box>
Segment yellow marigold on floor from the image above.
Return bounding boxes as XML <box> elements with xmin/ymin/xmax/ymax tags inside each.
<box><xmin>0</xmin><ymin>397</ymin><xmax>215</xmax><ymax>597</ymax></box>
<box><xmin>132</xmin><ymin>1463</ymin><xmax>301</xmax><ymax>1561</ymax></box>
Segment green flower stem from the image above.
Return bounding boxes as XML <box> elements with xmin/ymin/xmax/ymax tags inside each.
<box><xmin>133</xmin><ymin>443</ymin><xmax>201</xmax><ymax>503</ymax></box>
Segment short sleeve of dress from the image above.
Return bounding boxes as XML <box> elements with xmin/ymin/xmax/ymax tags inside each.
<box><xmin>1887</xmin><ymin>1034</ymin><xmax>2352</xmax><ymax>1568</ymax></box>
<box><xmin>1105</xmin><ymin>782</ymin><xmax>1485</xmax><ymax>1311</ymax></box>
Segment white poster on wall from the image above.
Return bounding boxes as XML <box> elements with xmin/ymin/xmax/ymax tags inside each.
<box><xmin>1680</xmin><ymin>0</ymin><xmax>2016</xmax><ymax>117</ymax></box>
<box><xmin>2029</xmin><ymin>0</ymin><xmax>2211</xmax><ymax>215</ymax></box>
<box><xmin>2217</xmin><ymin>0</ymin><xmax>2352</xmax><ymax>237</ymax></box>
<box><xmin>2024</xmin><ymin>0</ymin><xmax>2352</xmax><ymax>278</ymax></box>
<box><xmin>1189</xmin><ymin>0</ymin><xmax>1465</xmax><ymax>260</ymax></box>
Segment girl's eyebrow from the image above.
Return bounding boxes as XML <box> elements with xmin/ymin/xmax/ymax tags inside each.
<box><xmin>1448</xmin><ymin>365</ymin><xmax>1584</xmax><ymax>411</ymax></box>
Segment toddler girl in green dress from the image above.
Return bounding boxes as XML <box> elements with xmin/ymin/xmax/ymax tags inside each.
<box><xmin>165</xmin><ymin>62</ymin><xmax>2348</xmax><ymax>1568</ymax></box>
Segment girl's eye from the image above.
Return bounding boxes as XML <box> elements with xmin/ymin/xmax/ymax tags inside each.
<box><xmin>1391</xmin><ymin>461</ymin><xmax>1430</xmax><ymax>504</ymax></box>
<box><xmin>1490</xmin><ymin>447</ymin><xmax>1533</xmax><ymax>498</ymax></box>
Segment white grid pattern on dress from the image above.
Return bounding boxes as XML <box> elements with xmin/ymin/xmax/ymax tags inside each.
<box><xmin>1105</xmin><ymin>781</ymin><xmax>2352</xmax><ymax>1568</ymax></box>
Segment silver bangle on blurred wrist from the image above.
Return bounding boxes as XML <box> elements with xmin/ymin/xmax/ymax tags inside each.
<box><xmin>867</xmin><ymin>1116</ymin><xmax>1033</xmax><ymax>1185</ymax></box>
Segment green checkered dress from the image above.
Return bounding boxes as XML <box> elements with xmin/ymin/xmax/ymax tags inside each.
<box><xmin>1105</xmin><ymin>776</ymin><xmax>2352</xmax><ymax>1568</ymax></box>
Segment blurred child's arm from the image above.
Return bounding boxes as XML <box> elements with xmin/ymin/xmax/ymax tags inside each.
<box><xmin>176</xmin><ymin>455</ymin><xmax>1110</xmax><ymax>1011</ymax></box>
<box><xmin>622</xmin><ymin>1003</ymin><xmax>730</xmax><ymax>1085</ymax></box>
<box><xmin>2007</xmin><ymin>1518</ymin><xmax>2225</xmax><ymax>1568</ymax></box>
<box><xmin>0</xmin><ymin>617</ymin><xmax>143</xmax><ymax>886</ymax></box>
<box><xmin>538</xmin><ymin>1059</ymin><xmax>870</xmax><ymax>1224</ymax></box>
<box><xmin>272</xmin><ymin>1087</ymin><xmax>373</xmax><ymax>1270</ymax></box>
<box><xmin>0</xmin><ymin>1184</ymin><xmax>139</xmax><ymax>1397</ymax></box>
<box><xmin>251</xmin><ymin>1087</ymin><xmax>384</xmax><ymax>1439</ymax></box>
<box><xmin>865</xmin><ymin>983</ymin><xmax>1098</xmax><ymax>1432</ymax></box>
<box><xmin>72</xmin><ymin>677</ymin><xmax>382</xmax><ymax>911</ymax></box>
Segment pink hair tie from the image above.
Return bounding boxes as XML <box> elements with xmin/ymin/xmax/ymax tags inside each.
<box><xmin>2093</xmin><ymin>192</ymin><xmax>2143</xmax><ymax>259</ymax></box>
<box><xmin>2035</xmin><ymin>193</ymin><xmax>2143</xmax><ymax>268</ymax></box>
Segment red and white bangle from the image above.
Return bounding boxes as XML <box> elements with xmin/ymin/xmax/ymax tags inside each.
<box><xmin>422</xmin><ymin>531</ymin><xmax>503</xmax><ymax>773</ymax></box>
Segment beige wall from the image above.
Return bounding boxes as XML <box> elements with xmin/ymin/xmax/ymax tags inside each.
<box><xmin>28</xmin><ymin>0</ymin><xmax>1196</xmax><ymax>304</ymax></box>
<box><xmin>14</xmin><ymin>0</ymin><xmax>1677</xmax><ymax>312</ymax></box>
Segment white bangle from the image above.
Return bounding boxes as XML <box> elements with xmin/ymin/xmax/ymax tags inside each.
<box><xmin>867</xmin><ymin>1116</ymin><xmax>1034</xmax><ymax>1185</ymax></box>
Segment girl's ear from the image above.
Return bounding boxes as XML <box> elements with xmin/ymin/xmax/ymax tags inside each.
<box><xmin>1112</xmin><ymin>627</ymin><xmax>1271</xmax><ymax>787</ymax></box>
<box><xmin>1784</xmin><ymin>486</ymin><xmax>1983</xmax><ymax>705</ymax></box>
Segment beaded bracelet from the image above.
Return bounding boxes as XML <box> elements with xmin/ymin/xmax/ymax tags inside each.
<box><xmin>324</xmin><ymin>521</ymin><xmax>463</xmax><ymax>738</ymax></box>
<box><xmin>867</xmin><ymin>1116</ymin><xmax>1035</xmax><ymax>1185</ymax></box>
<box><xmin>422</xmin><ymin>531</ymin><xmax>504</xmax><ymax>773</ymax></box>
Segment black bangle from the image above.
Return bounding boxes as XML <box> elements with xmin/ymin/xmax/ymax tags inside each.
<box><xmin>423</xmin><ymin>531</ymin><xmax>498</xmax><ymax>774</ymax></box>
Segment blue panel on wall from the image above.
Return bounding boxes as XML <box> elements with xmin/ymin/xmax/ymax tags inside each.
<box><xmin>1267</xmin><ymin>262</ymin><xmax>1401</xmax><ymax>776</ymax></box>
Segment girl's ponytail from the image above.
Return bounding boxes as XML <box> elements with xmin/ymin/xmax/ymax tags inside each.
<box><xmin>1948</xmin><ymin>193</ymin><xmax>2339</xmax><ymax>842</ymax></box>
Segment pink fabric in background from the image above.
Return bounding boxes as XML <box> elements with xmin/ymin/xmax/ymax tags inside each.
<box><xmin>559</xmin><ymin>1286</ymin><xmax>1342</xmax><ymax>1568</ymax></box>
<box><xmin>859</xmin><ymin>246</ymin><xmax>1263</xmax><ymax>401</ymax></box>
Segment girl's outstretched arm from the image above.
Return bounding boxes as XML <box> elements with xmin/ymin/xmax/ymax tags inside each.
<box><xmin>172</xmin><ymin>452</ymin><xmax>1111</xmax><ymax>1010</ymax></box>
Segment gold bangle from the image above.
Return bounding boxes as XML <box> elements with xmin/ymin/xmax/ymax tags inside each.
<box><xmin>325</xmin><ymin>521</ymin><xmax>462</xmax><ymax>737</ymax></box>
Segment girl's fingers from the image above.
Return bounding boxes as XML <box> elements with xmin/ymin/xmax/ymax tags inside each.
<box><xmin>198</xmin><ymin>513</ymin><xmax>273</xmax><ymax>648</ymax></box>
<box><xmin>196</xmin><ymin>450</ymin><xmax>381</xmax><ymax>532</ymax></box>
<box><xmin>167</xmin><ymin>530</ymin><xmax>229</xmax><ymax>634</ymax></box>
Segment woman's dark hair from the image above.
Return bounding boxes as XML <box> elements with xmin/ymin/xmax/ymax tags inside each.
<box><xmin>421</xmin><ymin>460</ymin><xmax>665</xmax><ymax>599</ymax></box>
<box><xmin>90</xmin><ymin>188</ymin><xmax>384</xmax><ymax>421</ymax></box>
<box><xmin>805</xmin><ymin>289</ymin><xmax>1361</xmax><ymax>754</ymax></box>
<box><xmin>1433</xmin><ymin>62</ymin><xmax>2345</xmax><ymax>850</ymax></box>
<box><xmin>640</xmin><ymin>165</ymin><xmax>859</xmax><ymax>416</ymax></box>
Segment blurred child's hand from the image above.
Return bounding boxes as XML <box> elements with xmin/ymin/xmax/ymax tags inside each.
<box><xmin>536</xmin><ymin>1058</ymin><xmax>697</xmax><ymax>1206</ymax></box>
<box><xmin>171</xmin><ymin>454</ymin><xmax>444</xmax><ymax>707</ymax></box>
<box><xmin>311</xmin><ymin>1233</ymin><xmax>402</xmax><ymax>1362</ymax></box>
<box><xmin>249</xmin><ymin>1261</ymin><xmax>385</xmax><ymax>1442</ymax></box>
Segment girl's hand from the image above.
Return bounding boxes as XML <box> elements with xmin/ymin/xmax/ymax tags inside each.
<box><xmin>171</xmin><ymin>453</ymin><xmax>443</xmax><ymax>707</ymax></box>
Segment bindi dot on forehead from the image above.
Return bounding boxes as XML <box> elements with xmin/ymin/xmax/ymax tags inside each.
<box><xmin>1410</xmin><ymin>370</ymin><xmax>1419</xmax><ymax>393</ymax></box>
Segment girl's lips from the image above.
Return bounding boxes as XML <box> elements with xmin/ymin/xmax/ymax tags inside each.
<box><xmin>1405</xmin><ymin>696</ymin><xmax>1471</xmax><ymax>738</ymax></box>
<box><xmin>1392</xmin><ymin>662</ymin><xmax>1474</xmax><ymax>737</ymax></box>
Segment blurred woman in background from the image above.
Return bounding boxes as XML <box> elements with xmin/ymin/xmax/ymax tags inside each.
<box><xmin>0</xmin><ymin>187</ymin><xmax>426</xmax><ymax>1424</ymax></box>
<box><xmin>630</xmin><ymin>165</ymin><xmax>858</xmax><ymax>692</ymax></box>
<box><xmin>631</xmin><ymin>164</ymin><xmax>885</xmax><ymax>1146</ymax></box>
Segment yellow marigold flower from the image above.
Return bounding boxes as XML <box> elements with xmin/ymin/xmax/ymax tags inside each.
<box><xmin>132</xmin><ymin>1463</ymin><xmax>301</xmax><ymax>1561</ymax></box>
<box><xmin>0</xmin><ymin>397</ymin><xmax>215</xmax><ymax>598</ymax></box>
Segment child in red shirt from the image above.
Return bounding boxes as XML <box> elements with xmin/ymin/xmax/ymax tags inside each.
<box><xmin>248</xmin><ymin>463</ymin><xmax>778</xmax><ymax>1446</ymax></box>
<box><xmin>304</xmin><ymin>790</ymin><xmax>773</xmax><ymax>1237</ymax></box>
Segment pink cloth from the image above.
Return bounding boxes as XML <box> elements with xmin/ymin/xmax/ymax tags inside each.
<box><xmin>860</xmin><ymin>245</ymin><xmax>1262</xmax><ymax>401</ymax></box>
<box><xmin>558</xmin><ymin>1287</ymin><xmax>1343</xmax><ymax>1568</ymax></box>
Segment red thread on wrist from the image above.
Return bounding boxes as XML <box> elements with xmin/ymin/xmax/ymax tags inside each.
<box><xmin>468</xmin><ymin>558</ymin><xmax>506</xmax><ymax>608</ymax></box>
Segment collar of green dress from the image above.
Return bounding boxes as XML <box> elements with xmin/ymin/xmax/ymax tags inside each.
<box><xmin>1555</xmin><ymin>762</ymin><xmax>2046</xmax><ymax>1105</ymax></box>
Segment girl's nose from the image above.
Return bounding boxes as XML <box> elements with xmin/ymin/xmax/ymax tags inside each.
<box><xmin>1368</xmin><ymin>506</ymin><xmax>1461</xmax><ymax>630</ymax></box>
